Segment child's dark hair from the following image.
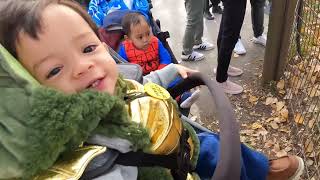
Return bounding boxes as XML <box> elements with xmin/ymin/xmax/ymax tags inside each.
<box><xmin>0</xmin><ymin>0</ymin><xmax>98</xmax><ymax>59</ymax></box>
<box><xmin>121</xmin><ymin>12</ymin><xmax>149</xmax><ymax>36</ymax></box>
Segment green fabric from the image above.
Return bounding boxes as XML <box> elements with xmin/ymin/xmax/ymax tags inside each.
<box><xmin>0</xmin><ymin>43</ymin><xmax>198</xmax><ymax>179</ymax></box>
<box><xmin>0</xmin><ymin>44</ymin><xmax>151</xmax><ymax>179</ymax></box>
<box><xmin>183</xmin><ymin>121</ymin><xmax>200</xmax><ymax>168</ymax></box>
<box><xmin>138</xmin><ymin>167</ymin><xmax>173</xmax><ymax>180</ymax></box>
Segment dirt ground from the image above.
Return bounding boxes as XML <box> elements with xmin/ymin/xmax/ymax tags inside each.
<box><xmin>151</xmin><ymin>0</ymin><xmax>300</xmax><ymax>160</ymax></box>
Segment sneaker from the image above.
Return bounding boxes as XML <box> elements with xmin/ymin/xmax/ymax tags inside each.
<box><xmin>212</xmin><ymin>5</ymin><xmax>223</xmax><ymax>14</ymax></box>
<box><xmin>217</xmin><ymin>80</ymin><xmax>243</xmax><ymax>95</ymax></box>
<box><xmin>181</xmin><ymin>51</ymin><xmax>205</xmax><ymax>61</ymax></box>
<box><xmin>252</xmin><ymin>34</ymin><xmax>267</xmax><ymax>46</ymax></box>
<box><xmin>180</xmin><ymin>89</ymin><xmax>201</xmax><ymax>108</ymax></box>
<box><xmin>214</xmin><ymin>66</ymin><xmax>243</xmax><ymax>77</ymax></box>
<box><xmin>193</xmin><ymin>41</ymin><xmax>214</xmax><ymax>51</ymax></box>
<box><xmin>233</xmin><ymin>39</ymin><xmax>246</xmax><ymax>55</ymax></box>
<box><xmin>204</xmin><ymin>11</ymin><xmax>215</xmax><ymax>20</ymax></box>
<box><xmin>267</xmin><ymin>155</ymin><xmax>304</xmax><ymax>180</ymax></box>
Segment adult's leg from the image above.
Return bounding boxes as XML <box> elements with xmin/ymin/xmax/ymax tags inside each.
<box><xmin>211</xmin><ymin>0</ymin><xmax>220</xmax><ymax>7</ymax></box>
<box><xmin>182</xmin><ymin>0</ymin><xmax>204</xmax><ymax>55</ymax></box>
<box><xmin>204</xmin><ymin>0</ymin><xmax>215</xmax><ymax>20</ymax></box>
<box><xmin>195</xmin><ymin>133</ymin><xmax>269</xmax><ymax>179</ymax></box>
<box><xmin>250</xmin><ymin>0</ymin><xmax>266</xmax><ymax>37</ymax></box>
<box><xmin>193</xmin><ymin>0</ymin><xmax>205</xmax><ymax>45</ymax></box>
<box><xmin>196</xmin><ymin>132</ymin><xmax>304</xmax><ymax>180</ymax></box>
<box><xmin>216</xmin><ymin>0</ymin><xmax>246</xmax><ymax>83</ymax></box>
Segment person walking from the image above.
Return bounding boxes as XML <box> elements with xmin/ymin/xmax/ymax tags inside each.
<box><xmin>215</xmin><ymin>0</ymin><xmax>247</xmax><ymax>94</ymax></box>
<box><xmin>234</xmin><ymin>0</ymin><xmax>267</xmax><ymax>55</ymax></box>
<box><xmin>181</xmin><ymin>0</ymin><xmax>214</xmax><ymax>61</ymax></box>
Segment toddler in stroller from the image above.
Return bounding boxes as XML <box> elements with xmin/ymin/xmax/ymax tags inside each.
<box><xmin>0</xmin><ymin>0</ymin><xmax>304</xmax><ymax>180</ymax></box>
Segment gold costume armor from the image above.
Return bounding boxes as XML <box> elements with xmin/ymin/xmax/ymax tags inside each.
<box><xmin>34</xmin><ymin>80</ymin><xmax>195</xmax><ymax>180</ymax></box>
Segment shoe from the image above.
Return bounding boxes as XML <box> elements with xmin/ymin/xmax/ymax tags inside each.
<box><xmin>180</xmin><ymin>89</ymin><xmax>201</xmax><ymax>108</ymax></box>
<box><xmin>233</xmin><ymin>39</ymin><xmax>246</xmax><ymax>55</ymax></box>
<box><xmin>214</xmin><ymin>66</ymin><xmax>243</xmax><ymax>77</ymax></box>
<box><xmin>204</xmin><ymin>11</ymin><xmax>215</xmax><ymax>20</ymax></box>
<box><xmin>181</xmin><ymin>51</ymin><xmax>205</xmax><ymax>61</ymax></box>
<box><xmin>193</xmin><ymin>41</ymin><xmax>214</xmax><ymax>51</ymax></box>
<box><xmin>217</xmin><ymin>80</ymin><xmax>243</xmax><ymax>95</ymax></box>
<box><xmin>212</xmin><ymin>5</ymin><xmax>223</xmax><ymax>14</ymax></box>
<box><xmin>252</xmin><ymin>34</ymin><xmax>267</xmax><ymax>46</ymax></box>
<box><xmin>267</xmin><ymin>155</ymin><xmax>304</xmax><ymax>180</ymax></box>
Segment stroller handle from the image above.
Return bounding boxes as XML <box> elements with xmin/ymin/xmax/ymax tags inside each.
<box><xmin>167</xmin><ymin>72</ymin><xmax>241</xmax><ymax>180</ymax></box>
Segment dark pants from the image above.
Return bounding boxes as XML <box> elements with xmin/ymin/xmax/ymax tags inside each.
<box><xmin>216</xmin><ymin>0</ymin><xmax>247</xmax><ymax>83</ymax></box>
<box><xmin>204</xmin><ymin>0</ymin><xmax>221</xmax><ymax>12</ymax></box>
<box><xmin>250</xmin><ymin>0</ymin><xmax>266</xmax><ymax>37</ymax></box>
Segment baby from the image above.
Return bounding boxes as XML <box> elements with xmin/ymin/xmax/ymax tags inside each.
<box><xmin>118</xmin><ymin>12</ymin><xmax>170</xmax><ymax>75</ymax></box>
<box><xmin>0</xmin><ymin>0</ymin><xmax>304</xmax><ymax>180</ymax></box>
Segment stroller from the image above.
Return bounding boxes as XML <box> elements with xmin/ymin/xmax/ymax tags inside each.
<box><xmin>83</xmin><ymin>0</ymin><xmax>179</xmax><ymax>64</ymax></box>
<box><xmin>0</xmin><ymin>40</ymin><xmax>241</xmax><ymax>179</ymax></box>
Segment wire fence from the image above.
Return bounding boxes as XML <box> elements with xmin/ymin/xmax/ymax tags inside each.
<box><xmin>282</xmin><ymin>0</ymin><xmax>320</xmax><ymax>179</ymax></box>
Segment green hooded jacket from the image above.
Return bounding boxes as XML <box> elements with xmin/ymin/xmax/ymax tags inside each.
<box><xmin>0</xmin><ymin>44</ymin><xmax>152</xmax><ymax>179</ymax></box>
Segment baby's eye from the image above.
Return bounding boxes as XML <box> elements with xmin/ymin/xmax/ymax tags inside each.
<box><xmin>83</xmin><ymin>45</ymin><xmax>97</xmax><ymax>53</ymax></box>
<box><xmin>138</xmin><ymin>36</ymin><xmax>143</xmax><ymax>40</ymax></box>
<box><xmin>47</xmin><ymin>67</ymin><xmax>61</xmax><ymax>79</ymax></box>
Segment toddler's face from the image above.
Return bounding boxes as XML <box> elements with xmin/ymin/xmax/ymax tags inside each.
<box><xmin>129</xmin><ymin>19</ymin><xmax>151</xmax><ymax>50</ymax></box>
<box><xmin>16</xmin><ymin>5</ymin><xmax>118</xmax><ymax>94</ymax></box>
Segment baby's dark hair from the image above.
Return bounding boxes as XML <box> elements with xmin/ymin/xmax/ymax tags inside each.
<box><xmin>0</xmin><ymin>0</ymin><xmax>98</xmax><ymax>59</ymax></box>
<box><xmin>121</xmin><ymin>12</ymin><xmax>149</xmax><ymax>36</ymax></box>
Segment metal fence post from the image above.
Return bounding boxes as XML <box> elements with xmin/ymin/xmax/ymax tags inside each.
<box><xmin>262</xmin><ymin>0</ymin><xmax>298</xmax><ymax>84</ymax></box>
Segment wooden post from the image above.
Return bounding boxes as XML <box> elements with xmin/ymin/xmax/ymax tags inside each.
<box><xmin>262</xmin><ymin>0</ymin><xmax>298</xmax><ymax>84</ymax></box>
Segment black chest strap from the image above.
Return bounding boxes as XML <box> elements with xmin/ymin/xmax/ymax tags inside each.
<box><xmin>115</xmin><ymin>129</ymin><xmax>192</xmax><ymax>180</ymax></box>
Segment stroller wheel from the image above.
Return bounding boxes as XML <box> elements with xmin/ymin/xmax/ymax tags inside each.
<box><xmin>156</xmin><ymin>19</ymin><xmax>161</xmax><ymax>29</ymax></box>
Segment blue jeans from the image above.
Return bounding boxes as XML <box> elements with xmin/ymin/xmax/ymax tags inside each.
<box><xmin>196</xmin><ymin>132</ymin><xmax>269</xmax><ymax>180</ymax></box>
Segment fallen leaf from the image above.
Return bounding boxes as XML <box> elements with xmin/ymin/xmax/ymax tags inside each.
<box><xmin>307</xmin><ymin>87</ymin><xmax>320</xmax><ymax>97</ymax></box>
<box><xmin>284</xmin><ymin>89</ymin><xmax>293</xmax><ymax>100</ymax></box>
<box><xmin>280</xmin><ymin>108</ymin><xmax>289</xmax><ymax>119</ymax></box>
<box><xmin>314</xmin><ymin>64</ymin><xmax>320</xmax><ymax>72</ymax></box>
<box><xmin>266</xmin><ymin>117</ymin><xmax>274</xmax><ymax>122</ymax></box>
<box><xmin>294</xmin><ymin>113</ymin><xmax>304</xmax><ymax>124</ymax></box>
<box><xmin>284</xmin><ymin>146</ymin><xmax>292</xmax><ymax>152</ymax></box>
<box><xmin>274</xmin><ymin>117</ymin><xmax>287</xmax><ymax>123</ymax></box>
<box><xmin>240</xmin><ymin>129</ymin><xmax>254</xmax><ymax>135</ymax></box>
<box><xmin>308</xmin><ymin>104</ymin><xmax>319</xmax><ymax>113</ymax></box>
<box><xmin>306</xmin><ymin>159</ymin><xmax>314</xmax><ymax>166</ymax></box>
<box><xmin>270</xmin><ymin>121</ymin><xmax>279</xmax><ymax>129</ymax></box>
<box><xmin>257</xmin><ymin>127</ymin><xmax>268</xmax><ymax>136</ymax></box>
<box><xmin>264</xmin><ymin>140</ymin><xmax>274</xmax><ymax>148</ymax></box>
<box><xmin>277</xmin><ymin>80</ymin><xmax>285</xmax><ymax>90</ymax></box>
<box><xmin>265</xmin><ymin>97</ymin><xmax>278</xmax><ymax>105</ymax></box>
<box><xmin>305</xmin><ymin>139</ymin><xmax>314</xmax><ymax>153</ymax></box>
<box><xmin>249</xmin><ymin>95</ymin><xmax>259</xmax><ymax>103</ymax></box>
<box><xmin>276</xmin><ymin>101</ymin><xmax>285</xmax><ymax>111</ymax></box>
<box><xmin>279</xmin><ymin>90</ymin><xmax>286</xmax><ymax>95</ymax></box>
<box><xmin>276</xmin><ymin>150</ymin><xmax>288</xmax><ymax>157</ymax></box>
<box><xmin>308</xmin><ymin>119</ymin><xmax>316</xmax><ymax>128</ymax></box>
<box><xmin>274</xmin><ymin>143</ymin><xmax>280</xmax><ymax>151</ymax></box>
<box><xmin>251</xmin><ymin>122</ymin><xmax>263</xmax><ymax>130</ymax></box>
<box><xmin>233</xmin><ymin>53</ymin><xmax>240</xmax><ymax>58</ymax></box>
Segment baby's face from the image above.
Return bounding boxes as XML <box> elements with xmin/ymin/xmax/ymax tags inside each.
<box><xmin>16</xmin><ymin>4</ymin><xmax>118</xmax><ymax>94</ymax></box>
<box><xmin>129</xmin><ymin>19</ymin><xmax>151</xmax><ymax>50</ymax></box>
